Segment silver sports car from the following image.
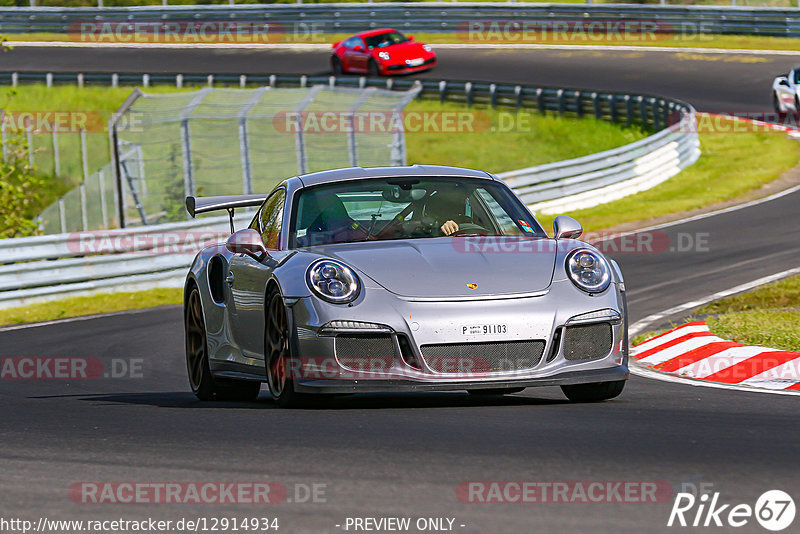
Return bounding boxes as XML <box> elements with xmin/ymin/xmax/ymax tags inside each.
<box><xmin>773</xmin><ymin>68</ymin><xmax>800</xmax><ymax>113</ymax></box>
<box><xmin>184</xmin><ymin>165</ymin><xmax>629</xmax><ymax>407</ymax></box>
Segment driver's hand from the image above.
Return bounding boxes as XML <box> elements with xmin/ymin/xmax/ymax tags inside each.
<box><xmin>440</xmin><ymin>220</ymin><xmax>459</xmax><ymax>236</ymax></box>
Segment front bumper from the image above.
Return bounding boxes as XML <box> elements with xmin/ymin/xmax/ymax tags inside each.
<box><xmin>383</xmin><ymin>57</ymin><xmax>437</xmax><ymax>74</ymax></box>
<box><xmin>294</xmin><ymin>366</ymin><xmax>628</xmax><ymax>394</ymax></box>
<box><xmin>287</xmin><ymin>279</ymin><xmax>628</xmax><ymax>394</ymax></box>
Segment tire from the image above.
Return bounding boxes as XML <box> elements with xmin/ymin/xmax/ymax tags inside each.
<box><xmin>774</xmin><ymin>92</ymin><xmax>783</xmax><ymax>114</ymax></box>
<box><xmin>561</xmin><ymin>380</ymin><xmax>625</xmax><ymax>403</ymax></box>
<box><xmin>265</xmin><ymin>289</ymin><xmax>309</xmax><ymax>408</ymax></box>
<box><xmin>367</xmin><ymin>59</ymin><xmax>380</xmax><ymax>77</ymax></box>
<box><xmin>467</xmin><ymin>387</ymin><xmax>525</xmax><ymax>396</ymax></box>
<box><xmin>185</xmin><ymin>286</ymin><xmax>261</xmax><ymax>402</ymax></box>
<box><xmin>794</xmin><ymin>94</ymin><xmax>800</xmax><ymax>115</ymax></box>
<box><xmin>331</xmin><ymin>56</ymin><xmax>343</xmax><ymax>76</ymax></box>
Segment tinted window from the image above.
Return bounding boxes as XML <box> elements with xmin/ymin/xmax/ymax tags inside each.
<box><xmin>291</xmin><ymin>177</ymin><xmax>543</xmax><ymax>248</ymax></box>
<box><xmin>364</xmin><ymin>31</ymin><xmax>408</xmax><ymax>49</ymax></box>
<box><xmin>344</xmin><ymin>37</ymin><xmax>363</xmax><ymax>49</ymax></box>
<box><xmin>259</xmin><ymin>189</ymin><xmax>285</xmax><ymax>250</ymax></box>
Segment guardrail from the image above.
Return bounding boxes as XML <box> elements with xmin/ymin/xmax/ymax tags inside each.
<box><xmin>501</xmin><ymin>120</ymin><xmax>699</xmax><ymax>214</ymax></box>
<box><xmin>0</xmin><ymin>72</ymin><xmax>698</xmax><ymax>308</ymax></box>
<box><xmin>0</xmin><ymin>215</ymin><xmax>232</xmax><ymax>308</ymax></box>
<box><xmin>1</xmin><ymin>3</ymin><xmax>800</xmax><ymax>37</ymax></box>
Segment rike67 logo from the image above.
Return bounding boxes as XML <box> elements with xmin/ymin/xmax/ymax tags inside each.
<box><xmin>668</xmin><ymin>490</ymin><xmax>795</xmax><ymax>531</ymax></box>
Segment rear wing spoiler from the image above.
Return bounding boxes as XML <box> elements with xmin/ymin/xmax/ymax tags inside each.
<box><xmin>186</xmin><ymin>194</ymin><xmax>268</xmax><ymax>232</ymax></box>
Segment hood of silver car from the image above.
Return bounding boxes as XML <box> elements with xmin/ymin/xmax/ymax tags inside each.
<box><xmin>309</xmin><ymin>237</ymin><xmax>557</xmax><ymax>298</ymax></box>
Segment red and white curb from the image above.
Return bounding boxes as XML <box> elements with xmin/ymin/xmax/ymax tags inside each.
<box><xmin>632</xmin><ymin>321</ymin><xmax>800</xmax><ymax>392</ymax></box>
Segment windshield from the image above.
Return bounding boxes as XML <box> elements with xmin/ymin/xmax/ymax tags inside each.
<box><xmin>290</xmin><ymin>177</ymin><xmax>545</xmax><ymax>248</ymax></box>
<box><xmin>364</xmin><ymin>31</ymin><xmax>408</xmax><ymax>49</ymax></box>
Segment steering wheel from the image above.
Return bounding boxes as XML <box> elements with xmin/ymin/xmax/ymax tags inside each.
<box><xmin>450</xmin><ymin>223</ymin><xmax>490</xmax><ymax>237</ymax></box>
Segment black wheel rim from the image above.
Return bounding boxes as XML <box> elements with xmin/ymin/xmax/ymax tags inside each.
<box><xmin>185</xmin><ymin>290</ymin><xmax>206</xmax><ymax>391</ymax></box>
<box><xmin>266</xmin><ymin>293</ymin><xmax>289</xmax><ymax>397</ymax></box>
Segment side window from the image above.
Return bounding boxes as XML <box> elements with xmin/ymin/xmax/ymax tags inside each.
<box><xmin>259</xmin><ymin>189</ymin><xmax>285</xmax><ymax>250</ymax></box>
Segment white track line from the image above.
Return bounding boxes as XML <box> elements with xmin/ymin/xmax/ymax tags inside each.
<box><xmin>8</xmin><ymin>41</ymin><xmax>800</xmax><ymax>55</ymax></box>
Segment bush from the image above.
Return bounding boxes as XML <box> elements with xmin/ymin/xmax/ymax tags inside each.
<box><xmin>0</xmin><ymin>134</ymin><xmax>45</xmax><ymax>238</ymax></box>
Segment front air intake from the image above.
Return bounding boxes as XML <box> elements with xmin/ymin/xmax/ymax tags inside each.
<box><xmin>420</xmin><ymin>340</ymin><xmax>546</xmax><ymax>373</ymax></box>
<box><xmin>334</xmin><ymin>334</ymin><xmax>398</xmax><ymax>372</ymax></box>
<box><xmin>562</xmin><ymin>323</ymin><xmax>613</xmax><ymax>361</ymax></box>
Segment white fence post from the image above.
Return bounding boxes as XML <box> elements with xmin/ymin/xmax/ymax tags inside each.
<box><xmin>98</xmin><ymin>168</ymin><xmax>109</xmax><ymax>229</ymax></box>
<box><xmin>52</xmin><ymin>125</ymin><xmax>61</xmax><ymax>176</ymax></box>
<box><xmin>80</xmin><ymin>183</ymin><xmax>88</xmax><ymax>231</ymax></box>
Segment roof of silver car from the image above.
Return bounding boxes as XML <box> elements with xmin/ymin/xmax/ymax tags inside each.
<box><xmin>295</xmin><ymin>165</ymin><xmax>496</xmax><ymax>187</ymax></box>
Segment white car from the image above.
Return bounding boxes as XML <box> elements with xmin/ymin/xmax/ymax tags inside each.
<box><xmin>772</xmin><ymin>68</ymin><xmax>800</xmax><ymax>113</ymax></box>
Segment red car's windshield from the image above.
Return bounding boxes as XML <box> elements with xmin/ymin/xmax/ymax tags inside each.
<box><xmin>364</xmin><ymin>31</ymin><xmax>409</xmax><ymax>49</ymax></box>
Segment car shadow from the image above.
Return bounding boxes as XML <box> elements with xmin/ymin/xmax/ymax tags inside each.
<box><xmin>32</xmin><ymin>391</ymin><xmax>570</xmax><ymax>410</ymax></box>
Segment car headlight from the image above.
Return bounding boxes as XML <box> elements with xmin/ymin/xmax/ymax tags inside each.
<box><xmin>306</xmin><ymin>259</ymin><xmax>360</xmax><ymax>304</ymax></box>
<box><xmin>565</xmin><ymin>249</ymin><xmax>611</xmax><ymax>294</ymax></box>
<box><xmin>423</xmin><ymin>44</ymin><xmax>432</xmax><ymax>52</ymax></box>
<box><xmin>378</xmin><ymin>51</ymin><xmax>391</xmax><ymax>60</ymax></box>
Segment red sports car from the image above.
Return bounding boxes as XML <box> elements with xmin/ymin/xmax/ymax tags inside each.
<box><xmin>331</xmin><ymin>28</ymin><xmax>437</xmax><ymax>76</ymax></box>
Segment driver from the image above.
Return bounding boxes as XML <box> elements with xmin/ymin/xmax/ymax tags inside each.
<box><xmin>424</xmin><ymin>190</ymin><xmax>467</xmax><ymax>236</ymax></box>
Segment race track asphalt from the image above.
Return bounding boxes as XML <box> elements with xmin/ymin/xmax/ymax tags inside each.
<box><xmin>1</xmin><ymin>44</ymin><xmax>798</xmax><ymax>534</ymax></box>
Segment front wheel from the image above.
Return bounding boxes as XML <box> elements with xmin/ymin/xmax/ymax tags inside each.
<box><xmin>331</xmin><ymin>56</ymin><xmax>343</xmax><ymax>75</ymax></box>
<box><xmin>367</xmin><ymin>59</ymin><xmax>380</xmax><ymax>77</ymax></box>
<box><xmin>561</xmin><ymin>380</ymin><xmax>625</xmax><ymax>402</ymax></box>
<box><xmin>265</xmin><ymin>289</ymin><xmax>309</xmax><ymax>408</ymax></box>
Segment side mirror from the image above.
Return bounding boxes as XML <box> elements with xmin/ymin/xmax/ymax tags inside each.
<box><xmin>553</xmin><ymin>216</ymin><xmax>583</xmax><ymax>239</ymax></box>
<box><xmin>353</xmin><ymin>45</ymin><xmax>364</xmax><ymax>52</ymax></box>
<box><xmin>779</xmin><ymin>78</ymin><xmax>790</xmax><ymax>87</ymax></box>
<box><xmin>407</xmin><ymin>34</ymin><xmax>414</xmax><ymax>40</ymax></box>
<box><xmin>226</xmin><ymin>229</ymin><xmax>268</xmax><ymax>261</ymax></box>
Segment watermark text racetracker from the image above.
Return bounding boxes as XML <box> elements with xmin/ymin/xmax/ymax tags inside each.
<box><xmin>69</xmin><ymin>481</ymin><xmax>326</xmax><ymax>505</ymax></box>
<box><xmin>0</xmin><ymin>357</ymin><xmax>143</xmax><ymax>380</ymax></box>
<box><xmin>459</xmin><ymin>20</ymin><xmax>721</xmax><ymax>43</ymax></box>
<box><xmin>71</xmin><ymin>21</ymin><xmax>330</xmax><ymax>44</ymax></box>
<box><xmin>453</xmin><ymin>233</ymin><xmax>711</xmax><ymax>255</ymax></box>
<box><xmin>457</xmin><ymin>480</ymin><xmax>674</xmax><ymax>503</ymax></box>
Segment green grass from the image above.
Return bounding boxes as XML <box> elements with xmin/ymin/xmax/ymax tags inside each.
<box><xmin>11</xmin><ymin>31</ymin><xmax>800</xmax><ymax>51</ymax></box>
<box><xmin>405</xmin><ymin>100</ymin><xmax>647</xmax><ymax>173</ymax></box>
<box><xmin>701</xmin><ymin>275</ymin><xmax>800</xmax><ymax>351</ymax></box>
<box><xmin>633</xmin><ymin>275</ymin><xmax>800</xmax><ymax>350</ymax></box>
<box><xmin>696</xmin><ymin>274</ymin><xmax>800</xmax><ymax>315</ymax></box>
<box><xmin>536</xmin><ymin>114</ymin><xmax>800</xmax><ymax>233</ymax></box>
<box><xmin>0</xmin><ymin>288</ymin><xmax>183</xmax><ymax>326</ymax></box>
<box><xmin>707</xmin><ymin>311</ymin><xmax>800</xmax><ymax>351</ymax></box>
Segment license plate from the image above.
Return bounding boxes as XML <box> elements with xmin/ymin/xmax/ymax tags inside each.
<box><xmin>461</xmin><ymin>324</ymin><xmax>508</xmax><ymax>336</ymax></box>
<box><xmin>407</xmin><ymin>58</ymin><xmax>424</xmax><ymax>67</ymax></box>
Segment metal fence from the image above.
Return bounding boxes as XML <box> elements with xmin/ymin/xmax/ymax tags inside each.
<box><xmin>35</xmin><ymin>82</ymin><xmax>419</xmax><ymax>232</ymax></box>
<box><xmin>2</xmin><ymin>3</ymin><xmax>800</xmax><ymax>37</ymax></box>
<box><xmin>0</xmin><ymin>115</ymin><xmax>110</xmax><ymax>209</ymax></box>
